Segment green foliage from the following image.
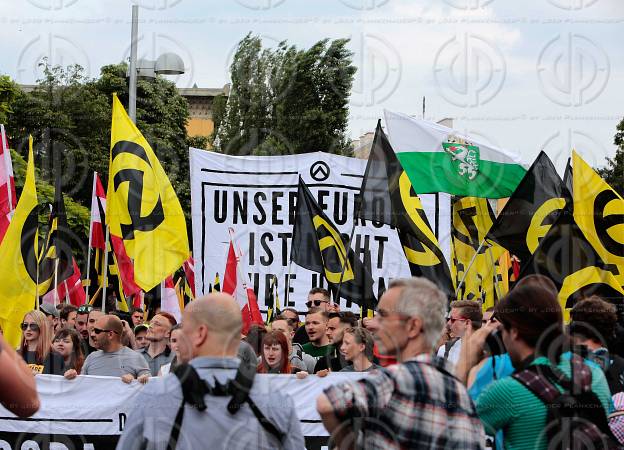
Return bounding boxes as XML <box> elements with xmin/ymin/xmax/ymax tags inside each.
<box><xmin>0</xmin><ymin>75</ymin><xmax>19</xmax><ymax>124</ymax></box>
<box><xmin>214</xmin><ymin>34</ymin><xmax>356</xmax><ymax>156</ymax></box>
<box><xmin>4</xmin><ymin>60</ymin><xmax>194</xmax><ymax>266</ymax></box>
<box><xmin>11</xmin><ymin>149</ymin><xmax>90</xmax><ymax>263</ymax></box>
<box><xmin>596</xmin><ymin>118</ymin><xmax>624</xmax><ymax>196</ymax></box>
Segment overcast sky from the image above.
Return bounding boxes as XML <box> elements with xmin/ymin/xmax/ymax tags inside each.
<box><xmin>1</xmin><ymin>0</ymin><xmax>622</xmax><ymax>174</ymax></box>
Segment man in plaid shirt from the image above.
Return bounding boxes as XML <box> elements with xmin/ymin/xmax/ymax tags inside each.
<box><xmin>317</xmin><ymin>277</ymin><xmax>485</xmax><ymax>449</ymax></box>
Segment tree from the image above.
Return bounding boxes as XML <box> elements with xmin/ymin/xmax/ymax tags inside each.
<box><xmin>214</xmin><ymin>35</ymin><xmax>356</xmax><ymax>156</ymax></box>
<box><xmin>0</xmin><ymin>75</ymin><xmax>19</xmax><ymax>124</ymax></box>
<box><xmin>5</xmin><ymin>61</ymin><xmax>196</xmax><ymax>268</ymax></box>
<box><xmin>597</xmin><ymin>118</ymin><xmax>624</xmax><ymax>196</ymax></box>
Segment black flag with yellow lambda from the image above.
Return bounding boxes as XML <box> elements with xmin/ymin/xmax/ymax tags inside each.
<box><xmin>358</xmin><ymin>121</ymin><xmax>454</xmax><ymax>297</ymax></box>
<box><xmin>291</xmin><ymin>177</ymin><xmax>377</xmax><ymax>310</ymax></box>
<box><xmin>520</xmin><ymin>205</ymin><xmax>624</xmax><ymax>321</ymax></box>
<box><xmin>486</xmin><ymin>151</ymin><xmax>570</xmax><ymax>266</ymax></box>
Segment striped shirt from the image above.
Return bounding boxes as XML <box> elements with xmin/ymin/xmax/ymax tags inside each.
<box><xmin>323</xmin><ymin>353</ymin><xmax>485</xmax><ymax>449</ymax></box>
<box><xmin>476</xmin><ymin>354</ymin><xmax>612</xmax><ymax>450</ymax></box>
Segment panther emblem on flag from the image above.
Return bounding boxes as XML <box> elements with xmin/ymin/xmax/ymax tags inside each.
<box><xmin>442</xmin><ymin>141</ymin><xmax>480</xmax><ymax>181</ymax></box>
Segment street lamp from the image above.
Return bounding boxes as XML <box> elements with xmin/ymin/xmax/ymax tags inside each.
<box><xmin>127</xmin><ymin>5</ymin><xmax>185</xmax><ymax>123</ymax></box>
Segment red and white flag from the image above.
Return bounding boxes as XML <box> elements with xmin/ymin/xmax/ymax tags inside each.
<box><xmin>89</xmin><ymin>172</ymin><xmax>106</xmax><ymax>250</ymax></box>
<box><xmin>183</xmin><ymin>256</ymin><xmax>195</xmax><ymax>298</ymax></box>
<box><xmin>223</xmin><ymin>232</ymin><xmax>263</xmax><ymax>335</ymax></box>
<box><xmin>88</xmin><ymin>172</ymin><xmax>141</xmax><ymax>298</ymax></box>
<box><xmin>160</xmin><ymin>275</ymin><xmax>181</xmax><ymax>323</ymax></box>
<box><xmin>0</xmin><ymin>125</ymin><xmax>17</xmax><ymax>244</ymax></box>
<box><xmin>42</xmin><ymin>258</ymin><xmax>86</xmax><ymax>306</ymax></box>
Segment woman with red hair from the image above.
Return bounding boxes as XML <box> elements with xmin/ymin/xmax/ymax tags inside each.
<box><xmin>258</xmin><ymin>331</ymin><xmax>305</xmax><ymax>375</ymax></box>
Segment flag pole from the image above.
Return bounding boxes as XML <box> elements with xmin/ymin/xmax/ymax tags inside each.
<box><xmin>284</xmin><ymin>258</ymin><xmax>293</xmax><ymax>307</ymax></box>
<box><xmin>102</xmin><ymin>225</ymin><xmax>110</xmax><ymax>313</ymax></box>
<box><xmin>53</xmin><ymin>258</ymin><xmax>59</xmax><ymax>307</ymax></box>
<box><xmin>1</xmin><ymin>125</ymin><xmax>13</xmax><ymax>213</ymax></box>
<box><xmin>85</xmin><ymin>172</ymin><xmax>97</xmax><ymax>304</ymax></box>
<box><xmin>335</xmin><ymin>127</ymin><xmax>377</xmax><ymax>307</ymax></box>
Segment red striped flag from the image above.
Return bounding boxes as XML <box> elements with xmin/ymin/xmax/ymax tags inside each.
<box><xmin>88</xmin><ymin>172</ymin><xmax>141</xmax><ymax>298</ymax></box>
<box><xmin>89</xmin><ymin>173</ymin><xmax>106</xmax><ymax>250</ymax></box>
<box><xmin>0</xmin><ymin>125</ymin><xmax>16</xmax><ymax>244</ymax></box>
<box><xmin>42</xmin><ymin>258</ymin><xmax>86</xmax><ymax>306</ymax></box>
<box><xmin>183</xmin><ymin>256</ymin><xmax>195</xmax><ymax>298</ymax></box>
<box><xmin>160</xmin><ymin>275</ymin><xmax>181</xmax><ymax>323</ymax></box>
<box><xmin>223</xmin><ymin>233</ymin><xmax>263</xmax><ymax>335</ymax></box>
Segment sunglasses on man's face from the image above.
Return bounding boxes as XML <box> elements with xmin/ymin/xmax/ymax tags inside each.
<box><xmin>77</xmin><ymin>306</ymin><xmax>93</xmax><ymax>314</ymax></box>
<box><xmin>21</xmin><ymin>322</ymin><xmax>40</xmax><ymax>331</ymax></box>
<box><xmin>306</xmin><ymin>299</ymin><xmax>328</xmax><ymax>308</ymax></box>
<box><xmin>93</xmin><ymin>328</ymin><xmax>118</xmax><ymax>335</ymax></box>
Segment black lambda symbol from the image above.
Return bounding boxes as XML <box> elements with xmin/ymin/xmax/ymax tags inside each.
<box><xmin>310</xmin><ymin>161</ymin><xmax>330</xmax><ymax>182</ymax></box>
<box><xmin>111</xmin><ymin>141</ymin><xmax>164</xmax><ymax>240</ymax></box>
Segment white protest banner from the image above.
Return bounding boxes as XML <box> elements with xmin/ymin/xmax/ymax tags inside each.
<box><xmin>0</xmin><ymin>373</ymin><xmax>366</xmax><ymax>450</ymax></box>
<box><xmin>189</xmin><ymin>149</ymin><xmax>451</xmax><ymax>314</ymax></box>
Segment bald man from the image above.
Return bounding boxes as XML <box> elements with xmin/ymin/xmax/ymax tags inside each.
<box><xmin>117</xmin><ymin>293</ymin><xmax>305</xmax><ymax>450</ymax></box>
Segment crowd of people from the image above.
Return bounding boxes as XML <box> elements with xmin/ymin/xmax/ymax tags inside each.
<box><xmin>2</xmin><ymin>278</ymin><xmax>624</xmax><ymax>449</ymax></box>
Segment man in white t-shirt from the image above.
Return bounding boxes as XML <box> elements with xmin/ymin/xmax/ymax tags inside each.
<box><xmin>437</xmin><ymin>300</ymin><xmax>482</xmax><ymax>369</ymax></box>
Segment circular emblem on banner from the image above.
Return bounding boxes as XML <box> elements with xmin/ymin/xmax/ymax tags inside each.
<box><xmin>310</xmin><ymin>161</ymin><xmax>330</xmax><ymax>182</ymax></box>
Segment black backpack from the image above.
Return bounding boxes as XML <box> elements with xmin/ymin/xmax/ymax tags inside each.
<box><xmin>143</xmin><ymin>363</ymin><xmax>284</xmax><ymax>450</ymax></box>
<box><xmin>512</xmin><ymin>355</ymin><xmax>623</xmax><ymax>450</ymax></box>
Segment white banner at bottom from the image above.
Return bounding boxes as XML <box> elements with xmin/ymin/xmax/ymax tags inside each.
<box><xmin>0</xmin><ymin>373</ymin><xmax>366</xmax><ymax>450</ymax></box>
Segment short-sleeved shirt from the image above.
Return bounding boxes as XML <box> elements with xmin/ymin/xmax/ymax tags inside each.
<box><xmin>82</xmin><ymin>346</ymin><xmax>150</xmax><ymax>378</ymax></box>
<box><xmin>340</xmin><ymin>363</ymin><xmax>379</xmax><ymax>372</ymax></box>
<box><xmin>140</xmin><ymin>345</ymin><xmax>174</xmax><ymax>376</ymax></box>
<box><xmin>323</xmin><ymin>353</ymin><xmax>485</xmax><ymax>449</ymax></box>
<box><xmin>301</xmin><ymin>343</ymin><xmax>332</xmax><ymax>358</ymax></box>
<box><xmin>476</xmin><ymin>354</ymin><xmax>612</xmax><ymax>450</ymax></box>
<box><xmin>22</xmin><ymin>351</ymin><xmax>65</xmax><ymax>375</ymax></box>
<box><xmin>115</xmin><ymin>356</ymin><xmax>305</xmax><ymax>450</ymax></box>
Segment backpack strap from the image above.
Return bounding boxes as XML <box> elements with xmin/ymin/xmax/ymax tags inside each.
<box><xmin>165</xmin><ymin>363</ymin><xmax>284</xmax><ymax>450</ymax></box>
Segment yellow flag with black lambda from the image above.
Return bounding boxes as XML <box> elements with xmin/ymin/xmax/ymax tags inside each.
<box><xmin>573</xmin><ymin>151</ymin><xmax>624</xmax><ymax>288</ymax></box>
<box><xmin>520</xmin><ymin>206</ymin><xmax>624</xmax><ymax>322</ymax></box>
<box><xmin>107</xmin><ymin>94</ymin><xmax>189</xmax><ymax>291</ymax></box>
<box><xmin>0</xmin><ymin>137</ymin><xmax>51</xmax><ymax>347</ymax></box>
<box><xmin>451</xmin><ymin>197</ymin><xmax>505</xmax><ymax>310</ymax></box>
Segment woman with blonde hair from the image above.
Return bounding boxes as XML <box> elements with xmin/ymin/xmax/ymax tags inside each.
<box><xmin>340</xmin><ymin>327</ymin><xmax>379</xmax><ymax>373</ymax></box>
<box><xmin>19</xmin><ymin>310</ymin><xmax>65</xmax><ymax>375</ymax></box>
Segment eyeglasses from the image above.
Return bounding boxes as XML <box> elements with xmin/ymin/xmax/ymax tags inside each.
<box><xmin>20</xmin><ymin>322</ymin><xmax>40</xmax><ymax>331</ymax></box>
<box><xmin>306</xmin><ymin>299</ymin><xmax>328</xmax><ymax>308</ymax></box>
<box><xmin>93</xmin><ymin>328</ymin><xmax>118</xmax><ymax>335</ymax></box>
<box><xmin>77</xmin><ymin>305</ymin><xmax>93</xmax><ymax>314</ymax></box>
<box><xmin>448</xmin><ymin>317</ymin><xmax>468</xmax><ymax>324</ymax></box>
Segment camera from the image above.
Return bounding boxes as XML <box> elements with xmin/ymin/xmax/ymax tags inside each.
<box><xmin>485</xmin><ymin>329</ymin><xmax>506</xmax><ymax>356</ymax></box>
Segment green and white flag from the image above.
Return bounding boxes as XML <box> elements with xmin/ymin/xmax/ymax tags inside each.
<box><xmin>384</xmin><ymin>110</ymin><xmax>527</xmax><ymax>198</ymax></box>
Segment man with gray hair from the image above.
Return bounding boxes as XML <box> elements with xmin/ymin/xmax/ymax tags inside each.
<box><xmin>117</xmin><ymin>293</ymin><xmax>305</xmax><ymax>450</ymax></box>
<box><xmin>317</xmin><ymin>277</ymin><xmax>484</xmax><ymax>449</ymax></box>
